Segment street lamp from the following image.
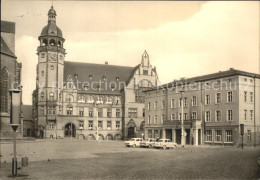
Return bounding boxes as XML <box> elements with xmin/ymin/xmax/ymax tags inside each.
<box><xmin>180</xmin><ymin>90</ymin><xmax>185</xmax><ymax>147</ymax></box>
<box><xmin>9</xmin><ymin>89</ymin><xmax>21</xmax><ymax>176</ymax></box>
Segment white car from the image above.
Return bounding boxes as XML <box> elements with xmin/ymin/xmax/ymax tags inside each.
<box><xmin>154</xmin><ymin>139</ymin><xmax>177</xmax><ymax>150</ymax></box>
<box><xmin>124</xmin><ymin>138</ymin><xmax>143</xmax><ymax>147</ymax></box>
<box><xmin>140</xmin><ymin>138</ymin><xmax>157</xmax><ymax>148</ymax></box>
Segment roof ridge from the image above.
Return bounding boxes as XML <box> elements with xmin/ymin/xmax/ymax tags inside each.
<box><xmin>64</xmin><ymin>61</ymin><xmax>135</xmax><ymax>69</ymax></box>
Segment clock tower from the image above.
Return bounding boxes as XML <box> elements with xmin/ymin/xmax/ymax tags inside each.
<box><xmin>36</xmin><ymin>5</ymin><xmax>65</xmax><ymax>132</ymax></box>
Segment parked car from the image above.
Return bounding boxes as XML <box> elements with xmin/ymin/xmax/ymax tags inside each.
<box><xmin>140</xmin><ymin>138</ymin><xmax>157</xmax><ymax>148</ymax></box>
<box><xmin>154</xmin><ymin>139</ymin><xmax>177</xmax><ymax>149</ymax></box>
<box><xmin>124</xmin><ymin>138</ymin><xmax>143</xmax><ymax>147</ymax></box>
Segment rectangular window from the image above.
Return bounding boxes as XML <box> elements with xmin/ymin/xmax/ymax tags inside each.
<box><xmin>227</xmin><ymin>91</ymin><xmax>233</xmax><ymax>103</ymax></box>
<box><xmin>79</xmin><ymin>121</ymin><xmax>84</xmax><ymax>129</ymax></box>
<box><xmin>79</xmin><ymin>107</ymin><xmax>84</xmax><ymax>116</ymax></box>
<box><xmin>171</xmin><ymin>113</ymin><xmax>176</xmax><ymax>120</ymax></box>
<box><xmin>247</xmin><ymin>130</ymin><xmax>251</xmax><ymax>141</ymax></box>
<box><xmin>66</xmin><ymin>107</ymin><xmax>73</xmax><ymax>115</ymax></box>
<box><xmin>183</xmin><ymin>98</ymin><xmax>188</xmax><ymax>107</ymax></box>
<box><xmin>215</xmin><ymin>110</ymin><xmax>221</xmax><ymax>122</ymax></box>
<box><xmin>49</xmin><ymin>122</ymin><xmax>55</xmax><ymax>130</ymax></box>
<box><xmin>148</xmin><ymin>116</ymin><xmax>151</xmax><ymax>124</ymax></box>
<box><xmin>250</xmin><ymin>110</ymin><xmax>253</xmax><ymax>120</ymax></box>
<box><xmin>162</xmin><ymin>100</ymin><xmax>166</xmax><ymax>109</ymax></box>
<box><xmin>89</xmin><ymin>108</ymin><xmax>93</xmax><ymax>117</ymax></box>
<box><xmin>143</xmin><ymin>108</ymin><xmax>145</xmax><ymax>117</ymax></box>
<box><xmin>179</xmin><ymin>98</ymin><xmax>182</xmax><ymax>107</ymax></box>
<box><xmin>206</xmin><ymin>130</ymin><xmax>212</xmax><ymax>141</ymax></box>
<box><xmin>88</xmin><ymin>121</ymin><xmax>93</xmax><ymax>129</ymax></box>
<box><xmin>205</xmin><ymin>94</ymin><xmax>210</xmax><ymax>105</ymax></box>
<box><xmin>244</xmin><ymin>110</ymin><xmax>247</xmax><ymax>120</ymax></box>
<box><xmin>40</xmin><ymin>106</ymin><xmax>44</xmax><ymax>115</ymax></box>
<box><xmin>98</xmin><ymin>108</ymin><xmax>103</xmax><ymax>117</ymax></box>
<box><xmin>205</xmin><ymin>111</ymin><xmax>211</xmax><ymax>122</ymax></box>
<box><xmin>250</xmin><ymin>92</ymin><xmax>253</xmax><ymax>102</ymax></box>
<box><xmin>215</xmin><ymin>130</ymin><xmax>222</xmax><ymax>142</ymax></box>
<box><xmin>107</xmin><ymin>121</ymin><xmax>112</xmax><ymax>128</ymax></box>
<box><xmin>225</xmin><ymin>130</ymin><xmax>232</xmax><ymax>142</ymax></box>
<box><xmin>148</xmin><ymin>102</ymin><xmax>151</xmax><ymax>110</ymax></box>
<box><xmin>178</xmin><ymin>113</ymin><xmax>182</xmax><ymax>121</ymax></box>
<box><xmin>192</xmin><ymin>112</ymin><xmax>197</xmax><ymax>120</ymax></box>
<box><xmin>154</xmin><ymin>101</ymin><xmax>158</xmax><ymax>110</ymax></box>
<box><xmin>162</xmin><ymin>114</ymin><xmax>165</xmax><ymax>122</ymax></box>
<box><xmin>154</xmin><ymin>115</ymin><xmax>158</xmax><ymax>124</ymax></box>
<box><xmin>216</xmin><ymin>93</ymin><xmax>221</xmax><ymax>104</ymax></box>
<box><xmin>227</xmin><ymin>110</ymin><xmax>233</xmax><ymax>121</ymax></box>
<box><xmin>107</xmin><ymin>108</ymin><xmax>112</xmax><ymax>118</ymax></box>
<box><xmin>98</xmin><ymin>121</ymin><xmax>103</xmax><ymax>129</ymax></box>
<box><xmin>171</xmin><ymin>99</ymin><xmax>175</xmax><ymax>108</ymax></box>
<box><xmin>116</xmin><ymin>108</ymin><xmax>120</xmax><ymax>117</ymax></box>
<box><xmin>191</xmin><ymin>96</ymin><xmax>197</xmax><ymax>106</ymax></box>
<box><xmin>116</xmin><ymin>121</ymin><xmax>120</xmax><ymax>130</ymax></box>
<box><xmin>244</xmin><ymin>91</ymin><xmax>247</xmax><ymax>102</ymax></box>
<box><xmin>128</xmin><ymin>108</ymin><xmax>137</xmax><ymax>118</ymax></box>
<box><xmin>48</xmin><ymin>106</ymin><xmax>56</xmax><ymax>115</ymax></box>
<box><xmin>184</xmin><ymin>113</ymin><xmax>188</xmax><ymax>120</ymax></box>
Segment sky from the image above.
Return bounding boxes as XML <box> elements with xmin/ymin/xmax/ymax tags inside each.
<box><xmin>1</xmin><ymin>0</ymin><xmax>260</xmax><ymax>105</ymax></box>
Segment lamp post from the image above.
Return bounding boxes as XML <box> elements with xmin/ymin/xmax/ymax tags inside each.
<box><xmin>180</xmin><ymin>90</ymin><xmax>185</xmax><ymax>147</ymax></box>
<box><xmin>9</xmin><ymin>89</ymin><xmax>21</xmax><ymax>177</ymax></box>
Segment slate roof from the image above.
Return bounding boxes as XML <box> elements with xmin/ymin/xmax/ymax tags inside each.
<box><xmin>22</xmin><ymin>105</ymin><xmax>33</xmax><ymax>120</ymax></box>
<box><xmin>0</xmin><ymin>36</ymin><xmax>16</xmax><ymax>57</ymax></box>
<box><xmin>64</xmin><ymin>61</ymin><xmax>139</xmax><ymax>94</ymax></box>
<box><xmin>1</xmin><ymin>21</ymin><xmax>15</xmax><ymax>34</ymax></box>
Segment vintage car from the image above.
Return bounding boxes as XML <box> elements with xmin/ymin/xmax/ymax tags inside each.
<box><xmin>154</xmin><ymin>139</ymin><xmax>177</xmax><ymax>149</ymax></box>
<box><xmin>124</xmin><ymin>138</ymin><xmax>143</xmax><ymax>147</ymax></box>
<box><xmin>140</xmin><ymin>138</ymin><xmax>157</xmax><ymax>148</ymax></box>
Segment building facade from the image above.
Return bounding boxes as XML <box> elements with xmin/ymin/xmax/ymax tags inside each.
<box><xmin>32</xmin><ymin>6</ymin><xmax>159</xmax><ymax>140</ymax></box>
<box><xmin>144</xmin><ymin>69</ymin><xmax>260</xmax><ymax>147</ymax></box>
<box><xmin>0</xmin><ymin>20</ymin><xmax>23</xmax><ymax>139</ymax></box>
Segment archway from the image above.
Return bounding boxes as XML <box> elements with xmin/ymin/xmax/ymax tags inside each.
<box><xmin>64</xmin><ymin>123</ymin><xmax>76</xmax><ymax>137</ymax></box>
<box><xmin>128</xmin><ymin>127</ymin><xmax>135</xmax><ymax>139</ymax></box>
<box><xmin>106</xmin><ymin>134</ymin><xmax>113</xmax><ymax>140</ymax></box>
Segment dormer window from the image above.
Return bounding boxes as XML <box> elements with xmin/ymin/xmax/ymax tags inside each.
<box><xmin>143</xmin><ymin>70</ymin><xmax>148</xmax><ymax>75</ymax></box>
<box><xmin>51</xmin><ymin>65</ymin><xmax>54</xmax><ymax>70</ymax></box>
<box><xmin>102</xmin><ymin>76</ymin><xmax>106</xmax><ymax>81</ymax></box>
<box><xmin>83</xmin><ymin>85</ymin><xmax>89</xmax><ymax>90</ymax></box>
<box><xmin>116</xmin><ymin>77</ymin><xmax>119</xmax><ymax>81</ymax></box>
<box><xmin>89</xmin><ymin>75</ymin><xmax>92</xmax><ymax>79</ymax></box>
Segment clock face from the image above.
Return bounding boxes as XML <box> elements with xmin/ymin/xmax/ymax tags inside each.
<box><xmin>48</xmin><ymin>53</ymin><xmax>57</xmax><ymax>61</ymax></box>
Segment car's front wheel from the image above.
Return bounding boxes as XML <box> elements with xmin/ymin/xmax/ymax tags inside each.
<box><xmin>163</xmin><ymin>145</ymin><xmax>167</xmax><ymax>150</ymax></box>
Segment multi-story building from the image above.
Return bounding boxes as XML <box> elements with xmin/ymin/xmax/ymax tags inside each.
<box><xmin>32</xmin><ymin>6</ymin><xmax>158</xmax><ymax>140</ymax></box>
<box><xmin>144</xmin><ymin>68</ymin><xmax>260</xmax><ymax>147</ymax></box>
<box><xmin>0</xmin><ymin>20</ymin><xmax>23</xmax><ymax>139</ymax></box>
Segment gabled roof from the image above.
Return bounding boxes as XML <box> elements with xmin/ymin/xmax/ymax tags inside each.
<box><xmin>22</xmin><ymin>105</ymin><xmax>33</xmax><ymax>120</ymax></box>
<box><xmin>64</xmin><ymin>61</ymin><xmax>137</xmax><ymax>94</ymax></box>
<box><xmin>0</xmin><ymin>36</ymin><xmax>16</xmax><ymax>57</ymax></box>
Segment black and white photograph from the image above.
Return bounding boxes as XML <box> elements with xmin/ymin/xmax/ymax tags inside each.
<box><xmin>0</xmin><ymin>0</ymin><xmax>260</xmax><ymax>179</ymax></box>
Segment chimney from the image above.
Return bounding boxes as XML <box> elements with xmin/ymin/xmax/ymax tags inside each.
<box><xmin>105</xmin><ymin>61</ymin><xmax>108</xmax><ymax>65</ymax></box>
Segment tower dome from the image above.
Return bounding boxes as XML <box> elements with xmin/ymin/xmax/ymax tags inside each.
<box><xmin>40</xmin><ymin>6</ymin><xmax>63</xmax><ymax>38</ymax></box>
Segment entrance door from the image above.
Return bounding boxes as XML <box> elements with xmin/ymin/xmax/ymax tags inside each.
<box><xmin>198</xmin><ymin>129</ymin><xmax>201</xmax><ymax>145</ymax></box>
<box><xmin>65</xmin><ymin>123</ymin><xmax>76</xmax><ymax>137</ymax></box>
<box><xmin>176</xmin><ymin>129</ymin><xmax>181</xmax><ymax>144</ymax></box>
<box><xmin>166</xmin><ymin>129</ymin><xmax>172</xmax><ymax>141</ymax></box>
<box><xmin>128</xmin><ymin>127</ymin><xmax>135</xmax><ymax>139</ymax></box>
<box><xmin>185</xmin><ymin>129</ymin><xmax>190</xmax><ymax>145</ymax></box>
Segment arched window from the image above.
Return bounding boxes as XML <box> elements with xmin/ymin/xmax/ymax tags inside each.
<box><xmin>1</xmin><ymin>68</ymin><xmax>9</xmax><ymax>113</ymax></box>
<box><xmin>42</xmin><ymin>39</ymin><xmax>48</xmax><ymax>46</ymax></box>
<box><xmin>78</xmin><ymin>95</ymin><xmax>85</xmax><ymax>103</ymax></box>
<box><xmin>66</xmin><ymin>94</ymin><xmax>73</xmax><ymax>102</ymax></box>
<box><xmin>49</xmin><ymin>92</ymin><xmax>54</xmax><ymax>101</ymax></box>
<box><xmin>49</xmin><ymin>39</ymin><xmax>56</xmax><ymax>46</ymax></box>
<box><xmin>40</xmin><ymin>92</ymin><xmax>44</xmax><ymax>100</ymax></box>
<box><xmin>58</xmin><ymin>41</ymin><xmax>62</xmax><ymax>47</ymax></box>
<box><xmin>140</xmin><ymin>121</ymin><xmax>145</xmax><ymax>131</ymax></box>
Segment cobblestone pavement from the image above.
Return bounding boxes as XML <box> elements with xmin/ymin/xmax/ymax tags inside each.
<box><xmin>0</xmin><ymin>139</ymin><xmax>259</xmax><ymax>179</ymax></box>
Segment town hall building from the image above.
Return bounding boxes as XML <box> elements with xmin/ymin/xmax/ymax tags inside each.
<box><xmin>32</xmin><ymin>6</ymin><xmax>159</xmax><ymax>140</ymax></box>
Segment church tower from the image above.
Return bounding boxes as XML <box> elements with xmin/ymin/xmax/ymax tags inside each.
<box><xmin>35</xmin><ymin>6</ymin><xmax>65</xmax><ymax>136</ymax></box>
